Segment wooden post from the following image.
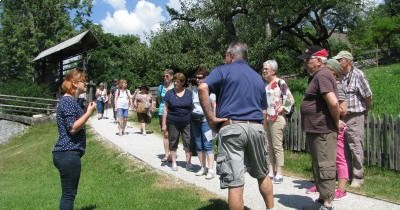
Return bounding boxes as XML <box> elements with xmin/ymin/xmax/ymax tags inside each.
<box><xmin>376</xmin><ymin>44</ymin><xmax>379</xmax><ymax>68</ymax></box>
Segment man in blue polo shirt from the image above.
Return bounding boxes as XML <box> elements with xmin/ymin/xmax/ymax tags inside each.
<box><xmin>198</xmin><ymin>42</ymin><xmax>274</xmax><ymax>210</ymax></box>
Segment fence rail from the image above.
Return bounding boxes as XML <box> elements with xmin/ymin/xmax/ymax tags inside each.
<box><xmin>284</xmin><ymin>109</ymin><xmax>400</xmax><ymax>171</ymax></box>
<box><xmin>0</xmin><ymin>94</ymin><xmax>58</xmax><ymax>116</ymax></box>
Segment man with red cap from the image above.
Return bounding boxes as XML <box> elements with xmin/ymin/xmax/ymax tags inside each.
<box><xmin>298</xmin><ymin>46</ymin><xmax>340</xmax><ymax>210</ymax></box>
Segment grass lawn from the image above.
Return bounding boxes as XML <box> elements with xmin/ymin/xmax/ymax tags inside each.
<box><xmin>284</xmin><ymin>151</ymin><xmax>400</xmax><ymax>203</ymax></box>
<box><xmin>0</xmin><ymin>123</ymin><xmax>228</xmax><ymax>210</ymax></box>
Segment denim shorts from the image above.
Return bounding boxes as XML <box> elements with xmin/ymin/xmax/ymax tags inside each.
<box><xmin>117</xmin><ymin>108</ymin><xmax>129</xmax><ymax>118</ymax></box>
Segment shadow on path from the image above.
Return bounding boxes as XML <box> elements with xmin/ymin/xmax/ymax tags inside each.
<box><xmin>197</xmin><ymin>199</ymin><xmax>251</xmax><ymax>210</ymax></box>
<box><xmin>292</xmin><ymin>179</ymin><xmax>314</xmax><ymax>190</ymax></box>
<box><xmin>275</xmin><ymin>194</ymin><xmax>314</xmax><ymax>209</ymax></box>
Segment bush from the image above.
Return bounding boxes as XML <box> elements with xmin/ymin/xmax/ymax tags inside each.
<box><xmin>0</xmin><ymin>80</ymin><xmax>53</xmax><ymax>98</ymax></box>
<box><xmin>0</xmin><ymin>80</ymin><xmax>54</xmax><ymax>116</ymax></box>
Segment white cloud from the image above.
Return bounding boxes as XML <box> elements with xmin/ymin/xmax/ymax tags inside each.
<box><xmin>100</xmin><ymin>0</ymin><xmax>165</xmax><ymax>41</ymax></box>
<box><xmin>103</xmin><ymin>0</ymin><xmax>126</xmax><ymax>10</ymax></box>
<box><xmin>167</xmin><ymin>0</ymin><xmax>182</xmax><ymax>12</ymax></box>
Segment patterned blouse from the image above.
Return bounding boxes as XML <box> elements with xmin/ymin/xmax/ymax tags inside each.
<box><xmin>266</xmin><ymin>79</ymin><xmax>295</xmax><ymax>121</ymax></box>
<box><xmin>53</xmin><ymin>96</ymin><xmax>86</xmax><ymax>153</ymax></box>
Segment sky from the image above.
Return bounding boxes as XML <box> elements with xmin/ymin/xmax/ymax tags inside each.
<box><xmin>91</xmin><ymin>0</ymin><xmax>181</xmax><ymax>41</ymax></box>
<box><xmin>90</xmin><ymin>0</ymin><xmax>385</xmax><ymax>41</ymax></box>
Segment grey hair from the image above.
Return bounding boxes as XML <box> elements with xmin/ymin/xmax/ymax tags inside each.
<box><xmin>226</xmin><ymin>42</ymin><xmax>248</xmax><ymax>61</ymax></box>
<box><xmin>263</xmin><ymin>60</ymin><xmax>278</xmax><ymax>73</ymax></box>
<box><xmin>164</xmin><ymin>69</ymin><xmax>174</xmax><ymax>76</ymax></box>
<box><xmin>320</xmin><ymin>56</ymin><xmax>328</xmax><ymax>64</ymax></box>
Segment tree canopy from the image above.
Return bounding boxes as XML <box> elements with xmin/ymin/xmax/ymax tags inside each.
<box><xmin>0</xmin><ymin>0</ymin><xmax>397</xmax><ymax>91</ymax></box>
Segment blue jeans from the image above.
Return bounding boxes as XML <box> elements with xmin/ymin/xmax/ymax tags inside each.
<box><xmin>96</xmin><ymin>100</ymin><xmax>104</xmax><ymax>114</ymax></box>
<box><xmin>192</xmin><ymin>120</ymin><xmax>213</xmax><ymax>153</ymax></box>
<box><xmin>53</xmin><ymin>151</ymin><xmax>82</xmax><ymax>210</ymax></box>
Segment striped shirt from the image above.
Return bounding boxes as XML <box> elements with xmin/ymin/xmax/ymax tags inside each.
<box><xmin>337</xmin><ymin>82</ymin><xmax>345</xmax><ymax>101</ymax></box>
<box><xmin>341</xmin><ymin>67</ymin><xmax>372</xmax><ymax>113</ymax></box>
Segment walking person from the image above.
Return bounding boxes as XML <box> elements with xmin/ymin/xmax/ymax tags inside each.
<box><xmin>199</xmin><ymin>42</ymin><xmax>275</xmax><ymax>210</ymax></box>
<box><xmin>95</xmin><ymin>82</ymin><xmax>107</xmax><ymax>120</ymax></box>
<box><xmin>162</xmin><ymin>73</ymin><xmax>194</xmax><ymax>171</ymax></box>
<box><xmin>332</xmin><ymin>51</ymin><xmax>373</xmax><ymax>188</ymax></box>
<box><xmin>114</xmin><ymin>79</ymin><xmax>133</xmax><ymax>136</ymax></box>
<box><xmin>158</xmin><ymin>69</ymin><xmax>174</xmax><ymax>162</ymax></box>
<box><xmin>109</xmin><ymin>79</ymin><xmax>119</xmax><ymax>122</ymax></box>
<box><xmin>53</xmin><ymin>69</ymin><xmax>96</xmax><ymax>210</ymax></box>
<box><xmin>191</xmin><ymin>68</ymin><xmax>216</xmax><ymax>179</ymax></box>
<box><xmin>133</xmin><ymin>84</ymin><xmax>154</xmax><ymax>136</ymax></box>
<box><xmin>262</xmin><ymin>60</ymin><xmax>295</xmax><ymax>184</ymax></box>
<box><xmin>298</xmin><ymin>46</ymin><xmax>340</xmax><ymax>210</ymax></box>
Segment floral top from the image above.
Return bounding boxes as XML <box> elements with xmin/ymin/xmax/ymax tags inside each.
<box><xmin>53</xmin><ymin>96</ymin><xmax>86</xmax><ymax>153</ymax></box>
<box><xmin>266</xmin><ymin>79</ymin><xmax>295</xmax><ymax>121</ymax></box>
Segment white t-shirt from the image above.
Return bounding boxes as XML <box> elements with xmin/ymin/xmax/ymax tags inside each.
<box><xmin>116</xmin><ymin>89</ymin><xmax>131</xmax><ymax>109</ymax></box>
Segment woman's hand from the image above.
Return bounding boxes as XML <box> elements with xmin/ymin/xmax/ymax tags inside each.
<box><xmin>87</xmin><ymin>102</ymin><xmax>97</xmax><ymax>114</ymax></box>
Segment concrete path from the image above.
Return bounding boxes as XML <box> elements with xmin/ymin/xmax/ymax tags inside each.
<box><xmin>89</xmin><ymin>112</ymin><xmax>400</xmax><ymax>210</ymax></box>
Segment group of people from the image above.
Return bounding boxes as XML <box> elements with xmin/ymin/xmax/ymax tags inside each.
<box><xmin>95</xmin><ymin>79</ymin><xmax>154</xmax><ymax>136</ymax></box>
<box><xmin>157</xmin><ymin>68</ymin><xmax>217</xmax><ymax>179</ymax></box>
<box><xmin>52</xmin><ymin>42</ymin><xmax>372</xmax><ymax>210</ymax></box>
<box><xmin>298</xmin><ymin>46</ymin><xmax>372</xmax><ymax>210</ymax></box>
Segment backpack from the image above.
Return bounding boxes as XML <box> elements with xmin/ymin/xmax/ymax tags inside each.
<box><xmin>277</xmin><ymin>79</ymin><xmax>295</xmax><ymax>119</ymax></box>
<box><xmin>117</xmin><ymin>89</ymin><xmax>129</xmax><ymax>97</ymax></box>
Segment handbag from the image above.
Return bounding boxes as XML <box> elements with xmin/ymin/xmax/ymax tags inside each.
<box><xmin>137</xmin><ymin>102</ymin><xmax>147</xmax><ymax>113</ymax></box>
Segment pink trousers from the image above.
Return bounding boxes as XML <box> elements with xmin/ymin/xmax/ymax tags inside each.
<box><xmin>336</xmin><ymin>125</ymin><xmax>349</xmax><ymax>179</ymax></box>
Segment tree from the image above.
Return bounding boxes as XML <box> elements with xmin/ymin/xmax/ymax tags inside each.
<box><xmin>162</xmin><ymin>0</ymin><xmax>369</xmax><ymax>74</ymax></box>
<box><xmin>0</xmin><ymin>0</ymin><xmax>93</xmax><ymax>84</ymax></box>
<box><xmin>348</xmin><ymin>2</ymin><xmax>400</xmax><ymax>59</ymax></box>
<box><xmin>87</xmin><ymin>32</ymin><xmax>150</xmax><ymax>88</ymax></box>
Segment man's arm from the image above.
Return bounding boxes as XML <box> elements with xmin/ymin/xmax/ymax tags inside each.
<box><xmin>198</xmin><ymin>83</ymin><xmax>214</xmax><ymax>122</ymax></box>
<box><xmin>323</xmin><ymin>92</ymin><xmax>340</xmax><ymax>129</ymax></box>
<box><xmin>198</xmin><ymin>83</ymin><xmax>227</xmax><ymax>132</ymax></box>
<box><xmin>365</xmin><ymin>96</ymin><xmax>372</xmax><ymax>112</ymax></box>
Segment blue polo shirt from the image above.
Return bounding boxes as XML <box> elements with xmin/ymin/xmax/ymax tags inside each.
<box><xmin>205</xmin><ymin>60</ymin><xmax>266</xmax><ymax>122</ymax></box>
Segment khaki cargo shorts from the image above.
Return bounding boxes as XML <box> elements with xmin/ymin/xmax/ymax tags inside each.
<box><xmin>216</xmin><ymin>123</ymin><xmax>269</xmax><ymax>189</ymax></box>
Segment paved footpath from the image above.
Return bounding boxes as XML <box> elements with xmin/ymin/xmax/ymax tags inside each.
<box><xmin>89</xmin><ymin>113</ymin><xmax>400</xmax><ymax>210</ymax></box>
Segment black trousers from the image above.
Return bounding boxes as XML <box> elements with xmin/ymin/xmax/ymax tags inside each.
<box><xmin>53</xmin><ymin>150</ymin><xmax>82</xmax><ymax>210</ymax></box>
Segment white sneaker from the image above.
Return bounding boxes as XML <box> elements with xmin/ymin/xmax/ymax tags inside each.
<box><xmin>171</xmin><ymin>164</ymin><xmax>178</xmax><ymax>171</ymax></box>
<box><xmin>205</xmin><ymin>169</ymin><xmax>215</xmax><ymax>180</ymax></box>
<box><xmin>273</xmin><ymin>175</ymin><xmax>283</xmax><ymax>184</ymax></box>
<box><xmin>196</xmin><ymin>167</ymin><xmax>207</xmax><ymax>176</ymax></box>
<box><xmin>350</xmin><ymin>179</ymin><xmax>363</xmax><ymax>188</ymax></box>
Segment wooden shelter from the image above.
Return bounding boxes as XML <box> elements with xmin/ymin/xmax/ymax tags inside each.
<box><xmin>33</xmin><ymin>30</ymin><xmax>99</xmax><ymax>93</ymax></box>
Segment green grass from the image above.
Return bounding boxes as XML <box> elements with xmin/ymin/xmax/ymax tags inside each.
<box><xmin>0</xmin><ymin>123</ymin><xmax>228</xmax><ymax>210</ymax></box>
<box><xmin>364</xmin><ymin>63</ymin><xmax>400</xmax><ymax>116</ymax></box>
<box><xmin>286</xmin><ymin>63</ymin><xmax>400</xmax><ymax>116</ymax></box>
<box><xmin>284</xmin><ymin>150</ymin><xmax>400</xmax><ymax>203</ymax></box>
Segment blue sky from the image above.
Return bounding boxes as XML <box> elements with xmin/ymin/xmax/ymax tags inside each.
<box><xmin>90</xmin><ymin>0</ymin><xmax>181</xmax><ymax>41</ymax></box>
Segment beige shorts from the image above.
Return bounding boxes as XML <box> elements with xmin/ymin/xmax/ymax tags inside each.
<box><xmin>216</xmin><ymin>123</ymin><xmax>269</xmax><ymax>189</ymax></box>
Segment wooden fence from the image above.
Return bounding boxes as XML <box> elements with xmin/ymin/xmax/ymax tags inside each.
<box><xmin>0</xmin><ymin>94</ymin><xmax>59</xmax><ymax>125</ymax></box>
<box><xmin>284</xmin><ymin>109</ymin><xmax>400</xmax><ymax>171</ymax></box>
